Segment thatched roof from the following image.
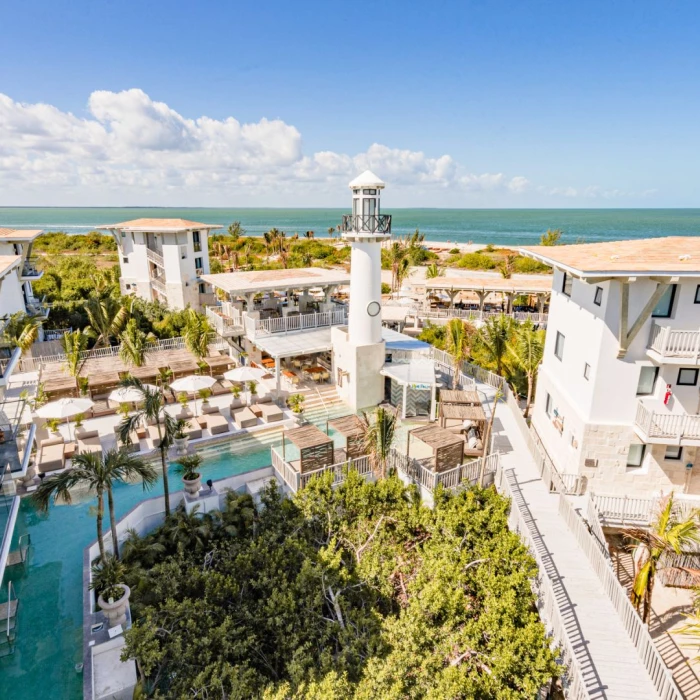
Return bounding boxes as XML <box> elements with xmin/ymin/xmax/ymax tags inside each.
<box><xmin>440</xmin><ymin>403</ymin><xmax>486</xmax><ymax>422</ymax></box>
<box><xmin>285</xmin><ymin>424</ymin><xmax>333</xmax><ymax>449</ymax></box>
<box><xmin>440</xmin><ymin>390</ymin><xmax>481</xmax><ymax>406</ymax></box>
<box><xmin>410</xmin><ymin>424</ymin><xmax>463</xmax><ymax>451</ymax></box>
<box><xmin>328</xmin><ymin>414</ymin><xmax>365</xmax><ymax>437</ymax></box>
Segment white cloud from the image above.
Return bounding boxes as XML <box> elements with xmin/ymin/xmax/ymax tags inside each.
<box><xmin>0</xmin><ymin>89</ymin><xmax>650</xmax><ymax>206</ymax></box>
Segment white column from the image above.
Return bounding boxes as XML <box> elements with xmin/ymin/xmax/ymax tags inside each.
<box><xmin>347</xmin><ymin>240</ymin><xmax>382</xmax><ymax>345</ymax></box>
<box><xmin>402</xmin><ymin>383</ymin><xmax>408</xmax><ymax>419</ymax></box>
<box><xmin>275</xmin><ymin>357</ymin><xmax>281</xmax><ymax>400</ymax></box>
<box><xmin>430</xmin><ymin>383</ymin><xmax>437</xmax><ymax>422</ymax></box>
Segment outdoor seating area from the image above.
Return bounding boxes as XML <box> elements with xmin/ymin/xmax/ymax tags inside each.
<box><xmin>407</xmin><ymin>424</ymin><xmax>465</xmax><ymax>473</ymax></box>
<box><xmin>327</xmin><ymin>414</ymin><xmax>367</xmax><ymax>460</ymax></box>
<box><xmin>439</xmin><ymin>389</ymin><xmax>487</xmax><ymax>458</ymax></box>
<box><xmin>279</xmin><ymin>424</ymin><xmax>335</xmax><ymax>474</ymax></box>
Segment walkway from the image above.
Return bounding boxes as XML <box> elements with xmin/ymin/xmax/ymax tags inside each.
<box><xmin>480</xmin><ymin>383</ymin><xmax>663</xmax><ymax>699</ymax></box>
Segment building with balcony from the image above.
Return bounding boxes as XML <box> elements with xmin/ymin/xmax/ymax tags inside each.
<box><xmin>0</xmin><ymin>229</ymin><xmax>48</xmax><ymax>321</ymax></box>
<box><xmin>100</xmin><ymin>219</ymin><xmax>221</xmax><ymax>311</ymax></box>
<box><xmin>520</xmin><ymin>236</ymin><xmax>700</xmax><ymax>496</ymax></box>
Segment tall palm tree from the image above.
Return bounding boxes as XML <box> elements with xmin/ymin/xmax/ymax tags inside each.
<box><xmin>33</xmin><ymin>448</ymin><xmax>157</xmax><ymax>561</ymax></box>
<box><xmin>85</xmin><ymin>296</ymin><xmax>128</xmax><ymax>348</ymax></box>
<box><xmin>327</xmin><ymin>227</ymin><xmax>336</xmax><ymax>239</ymax></box>
<box><xmin>118</xmin><ymin>377</ymin><xmax>177</xmax><ymax>515</ymax></box>
<box><xmin>227</xmin><ymin>221</ymin><xmax>244</xmax><ymax>242</ymax></box>
<box><xmin>1</xmin><ymin>312</ymin><xmax>42</xmax><ymax>355</ymax></box>
<box><xmin>506</xmin><ymin>322</ymin><xmax>545</xmax><ymax>418</ymax></box>
<box><xmin>119</xmin><ymin>318</ymin><xmax>154</xmax><ymax>368</ymax></box>
<box><xmin>182</xmin><ymin>309</ymin><xmax>212</xmax><ymax>360</ymax></box>
<box><xmin>386</xmin><ymin>242</ymin><xmax>408</xmax><ymax>292</ymax></box>
<box><xmin>622</xmin><ymin>495</ymin><xmax>700</xmax><ymax>623</ymax></box>
<box><xmin>478</xmin><ymin>315</ymin><xmax>515</xmax><ymax>376</ymax></box>
<box><xmin>61</xmin><ymin>328</ymin><xmax>91</xmax><ymax>377</ymax></box>
<box><xmin>361</xmin><ymin>406</ymin><xmax>397</xmax><ymax>479</ymax></box>
<box><xmin>445</xmin><ymin>319</ymin><xmax>474</xmax><ymax>389</ymax></box>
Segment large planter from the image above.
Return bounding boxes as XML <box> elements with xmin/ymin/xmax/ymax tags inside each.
<box><xmin>173</xmin><ymin>436</ymin><xmax>189</xmax><ymax>456</ymax></box>
<box><xmin>20</xmin><ymin>462</ymin><xmax>37</xmax><ymax>487</ymax></box>
<box><xmin>98</xmin><ymin>584</ymin><xmax>130</xmax><ymax>628</ymax></box>
<box><xmin>182</xmin><ymin>473</ymin><xmax>202</xmax><ymax>497</ymax></box>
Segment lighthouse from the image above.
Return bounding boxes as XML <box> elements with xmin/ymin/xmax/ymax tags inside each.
<box><xmin>331</xmin><ymin>170</ymin><xmax>392</xmax><ymax>410</ymax></box>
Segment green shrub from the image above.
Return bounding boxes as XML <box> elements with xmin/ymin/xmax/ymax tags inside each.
<box><xmin>449</xmin><ymin>247</ymin><xmax>460</xmax><ymax>254</ymax></box>
<box><xmin>381</xmin><ymin>282</ymin><xmax>391</xmax><ymax>294</ymax></box>
<box><xmin>455</xmin><ymin>252</ymin><xmax>497</xmax><ymax>270</ymax></box>
<box><xmin>512</xmin><ymin>256</ymin><xmax>551</xmax><ymax>274</ymax></box>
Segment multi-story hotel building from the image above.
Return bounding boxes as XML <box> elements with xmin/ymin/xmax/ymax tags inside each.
<box><xmin>521</xmin><ymin>237</ymin><xmax>700</xmax><ymax>496</ymax></box>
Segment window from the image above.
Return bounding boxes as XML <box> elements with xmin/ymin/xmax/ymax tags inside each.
<box><xmin>677</xmin><ymin>368</ymin><xmax>699</xmax><ymax>386</ymax></box>
<box><xmin>695</xmin><ymin>285</ymin><xmax>700</xmax><ymax>304</ymax></box>
<box><xmin>362</xmin><ymin>197</ymin><xmax>376</xmax><ymax>217</ymax></box>
<box><xmin>627</xmin><ymin>444</ymin><xmax>646</xmax><ymax>468</ymax></box>
<box><xmin>554</xmin><ymin>331</ymin><xmax>565</xmax><ymax>360</ymax></box>
<box><xmin>193</xmin><ymin>230</ymin><xmax>202</xmax><ymax>252</ymax></box>
<box><xmin>198</xmin><ymin>283</ymin><xmax>205</xmax><ymax>294</ymax></box>
<box><xmin>545</xmin><ymin>393</ymin><xmax>553</xmax><ymax>418</ymax></box>
<box><xmin>195</xmin><ymin>257</ymin><xmax>203</xmax><ymax>270</ymax></box>
<box><xmin>562</xmin><ymin>272</ymin><xmax>572</xmax><ymax>297</ymax></box>
<box><xmin>121</xmin><ymin>231</ymin><xmax>126</xmax><ymax>238</ymax></box>
<box><xmin>652</xmin><ymin>284</ymin><xmax>677</xmax><ymax>318</ymax></box>
<box><xmin>125</xmin><ymin>283</ymin><xmax>131</xmax><ymax>290</ymax></box>
<box><xmin>636</xmin><ymin>366</ymin><xmax>659</xmax><ymax>395</ymax></box>
<box><xmin>665</xmin><ymin>445</ymin><xmax>683</xmax><ymax>461</ymax></box>
<box><xmin>583</xmin><ymin>363</ymin><xmax>591</xmax><ymax>380</ymax></box>
<box><xmin>362</xmin><ymin>188</ymin><xmax>377</xmax><ymax>195</ymax></box>
<box><xmin>594</xmin><ymin>286</ymin><xmax>603</xmax><ymax>306</ymax></box>
<box><xmin>122</xmin><ymin>256</ymin><xmax>128</xmax><ymax>264</ymax></box>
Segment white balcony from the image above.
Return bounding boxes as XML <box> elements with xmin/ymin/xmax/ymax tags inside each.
<box><xmin>146</xmin><ymin>247</ymin><xmax>164</xmax><ymax>267</ymax></box>
<box><xmin>205</xmin><ymin>306</ymin><xmax>244</xmax><ymax>337</ymax></box>
<box><xmin>245</xmin><ymin>309</ymin><xmax>347</xmax><ymax>341</ymax></box>
<box><xmin>151</xmin><ymin>277</ymin><xmax>167</xmax><ymax>296</ymax></box>
<box><xmin>647</xmin><ymin>322</ymin><xmax>700</xmax><ymax>364</ymax></box>
<box><xmin>634</xmin><ymin>400</ymin><xmax>700</xmax><ymax>445</ymax></box>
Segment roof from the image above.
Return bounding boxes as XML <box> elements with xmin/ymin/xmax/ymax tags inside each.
<box><xmin>201</xmin><ymin>267</ymin><xmax>350</xmax><ymax>295</ymax></box>
<box><xmin>100</xmin><ymin>218</ymin><xmax>221</xmax><ymax>232</ymax></box>
<box><xmin>285</xmin><ymin>424</ymin><xmax>333</xmax><ymax>449</ymax></box>
<box><xmin>328</xmin><ymin>414</ymin><xmax>365</xmax><ymax>437</ymax></box>
<box><xmin>253</xmin><ymin>327</ymin><xmax>335</xmax><ymax>359</ymax></box>
<box><xmin>380</xmin><ymin>359</ymin><xmax>438</xmax><ymax>387</ymax></box>
<box><xmin>414</xmin><ymin>274</ymin><xmax>552</xmax><ymax>294</ymax></box>
<box><xmin>519</xmin><ymin>237</ymin><xmax>700</xmax><ymax>278</ymax></box>
<box><xmin>0</xmin><ymin>256</ymin><xmax>21</xmax><ymax>278</ymax></box>
<box><xmin>439</xmin><ymin>389</ymin><xmax>481</xmax><ymax>405</ymax></box>
<box><xmin>382</xmin><ymin>327</ymin><xmax>431</xmax><ymax>353</ymax></box>
<box><xmin>0</xmin><ymin>228</ymin><xmax>43</xmax><ymax>241</ymax></box>
<box><xmin>410</xmin><ymin>424</ymin><xmax>463</xmax><ymax>450</ymax></box>
<box><xmin>349</xmin><ymin>170</ymin><xmax>385</xmax><ymax>189</ymax></box>
<box><xmin>440</xmin><ymin>403</ymin><xmax>486</xmax><ymax>422</ymax></box>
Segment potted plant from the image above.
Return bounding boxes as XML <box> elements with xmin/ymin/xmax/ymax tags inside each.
<box><xmin>173</xmin><ymin>418</ymin><xmax>189</xmax><ymax>456</ymax></box>
<box><xmin>91</xmin><ymin>556</ymin><xmax>130</xmax><ymax>628</ymax></box>
<box><xmin>117</xmin><ymin>402</ymin><xmax>131</xmax><ymax>419</ymax></box>
<box><xmin>177</xmin><ymin>392</ymin><xmax>189</xmax><ymax>409</ymax></box>
<box><xmin>45</xmin><ymin>418</ymin><xmax>61</xmax><ymax>436</ymax></box>
<box><xmin>74</xmin><ymin>413</ymin><xmax>85</xmax><ymax>430</ymax></box>
<box><xmin>198</xmin><ymin>388</ymin><xmax>212</xmax><ymax>411</ymax></box>
<box><xmin>78</xmin><ymin>377</ymin><xmax>90</xmax><ymax>396</ymax></box>
<box><xmin>287</xmin><ymin>393</ymin><xmax>305</xmax><ymax>423</ymax></box>
<box><xmin>247</xmin><ymin>380</ymin><xmax>257</xmax><ymax>406</ymax></box>
<box><xmin>174</xmin><ymin>453</ymin><xmax>204</xmax><ymax>496</ymax></box>
<box><xmin>230</xmin><ymin>383</ymin><xmax>243</xmax><ymax>409</ymax></box>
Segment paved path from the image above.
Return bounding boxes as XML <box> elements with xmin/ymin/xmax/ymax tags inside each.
<box><xmin>479</xmin><ymin>384</ymin><xmax>662</xmax><ymax>700</ymax></box>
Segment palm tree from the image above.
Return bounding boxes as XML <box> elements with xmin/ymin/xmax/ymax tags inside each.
<box><xmin>361</xmin><ymin>406</ymin><xmax>397</xmax><ymax>479</ymax></box>
<box><xmin>498</xmin><ymin>254</ymin><xmax>517</xmax><ymax>280</ymax></box>
<box><xmin>425</xmin><ymin>263</ymin><xmax>444</xmax><ymax>279</ymax></box>
<box><xmin>85</xmin><ymin>296</ymin><xmax>128</xmax><ymax>348</ymax></box>
<box><xmin>118</xmin><ymin>377</ymin><xmax>177</xmax><ymax>516</ymax></box>
<box><xmin>445</xmin><ymin>319</ymin><xmax>474</xmax><ymax>389</ymax></box>
<box><xmin>1</xmin><ymin>312</ymin><xmax>41</xmax><ymax>355</ymax></box>
<box><xmin>61</xmin><ymin>328</ymin><xmax>91</xmax><ymax>377</ymax></box>
<box><xmin>327</xmin><ymin>227</ymin><xmax>336</xmax><ymax>239</ymax></box>
<box><xmin>227</xmin><ymin>221</ymin><xmax>244</xmax><ymax>242</ymax></box>
<box><xmin>33</xmin><ymin>448</ymin><xmax>157</xmax><ymax>561</ymax></box>
<box><xmin>182</xmin><ymin>309</ymin><xmax>212</xmax><ymax>360</ymax></box>
<box><xmin>119</xmin><ymin>318</ymin><xmax>154</xmax><ymax>368</ymax></box>
<box><xmin>478</xmin><ymin>315</ymin><xmax>515</xmax><ymax>376</ymax></box>
<box><xmin>386</xmin><ymin>242</ymin><xmax>408</xmax><ymax>292</ymax></box>
<box><xmin>622</xmin><ymin>495</ymin><xmax>700</xmax><ymax>623</ymax></box>
<box><xmin>506</xmin><ymin>322</ymin><xmax>545</xmax><ymax>418</ymax></box>
<box><xmin>163</xmin><ymin>504</ymin><xmax>214</xmax><ymax>550</ymax></box>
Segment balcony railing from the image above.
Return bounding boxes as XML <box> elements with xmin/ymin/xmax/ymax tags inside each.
<box><xmin>151</xmin><ymin>277</ymin><xmax>167</xmax><ymax>296</ymax></box>
<box><xmin>415</xmin><ymin>308</ymin><xmax>548</xmax><ymax>326</ymax></box>
<box><xmin>245</xmin><ymin>309</ymin><xmax>347</xmax><ymax>340</ymax></box>
<box><xmin>146</xmin><ymin>247</ymin><xmax>164</xmax><ymax>267</ymax></box>
<box><xmin>340</xmin><ymin>214</ymin><xmax>392</xmax><ymax>235</ymax></box>
<box><xmin>648</xmin><ymin>322</ymin><xmax>700</xmax><ymax>362</ymax></box>
<box><xmin>635</xmin><ymin>401</ymin><xmax>700</xmax><ymax>443</ymax></box>
<box><xmin>205</xmin><ymin>306</ymin><xmax>244</xmax><ymax>337</ymax></box>
<box><xmin>20</xmin><ymin>260</ymin><xmax>42</xmax><ymax>279</ymax></box>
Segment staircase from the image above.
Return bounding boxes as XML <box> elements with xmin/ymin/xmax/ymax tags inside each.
<box><xmin>0</xmin><ymin>582</ymin><xmax>19</xmax><ymax>657</ymax></box>
<box><xmin>6</xmin><ymin>534</ymin><xmax>31</xmax><ymax>571</ymax></box>
<box><xmin>298</xmin><ymin>384</ymin><xmax>346</xmax><ymax>424</ymax></box>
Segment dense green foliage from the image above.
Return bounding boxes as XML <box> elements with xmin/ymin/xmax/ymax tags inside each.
<box><xmin>33</xmin><ymin>230</ymin><xmax>117</xmax><ymax>254</ymax></box>
<box><xmin>446</xmin><ymin>250</ymin><xmax>550</xmax><ymax>274</ymax></box>
<box><xmin>122</xmin><ymin>473</ymin><xmax>557</xmax><ymax>698</ymax></box>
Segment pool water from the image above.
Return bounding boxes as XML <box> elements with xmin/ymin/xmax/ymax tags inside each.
<box><xmin>0</xmin><ymin>442</ymin><xmax>274</xmax><ymax>700</ymax></box>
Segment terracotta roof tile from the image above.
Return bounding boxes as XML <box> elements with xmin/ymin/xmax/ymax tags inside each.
<box><xmin>0</xmin><ymin>228</ymin><xmax>43</xmax><ymax>240</ymax></box>
<box><xmin>100</xmin><ymin>218</ymin><xmax>221</xmax><ymax>231</ymax></box>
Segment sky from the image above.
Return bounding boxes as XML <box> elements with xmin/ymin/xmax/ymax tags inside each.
<box><xmin>1</xmin><ymin>0</ymin><xmax>700</xmax><ymax>208</ymax></box>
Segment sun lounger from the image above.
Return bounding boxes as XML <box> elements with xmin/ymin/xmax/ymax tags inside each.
<box><xmin>186</xmin><ymin>423</ymin><xmax>203</xmax><ymax>440</ymax></box>
<box><xmin>207</xmin><ymin>411</ymin><xmax>230</xmax><ymax>435</ymax></box>
<box><xmin>75</xmin><ymin>429</ymin><xmax>102</xmax><ymax>455</ymax></box>
<box><xmin>201</xmin><ymin>403</ymin><xmax>220</xmax><ymax>415</ymax></box>
<box><xmin>118</xmin><ymin>430</ymin><xmax>142</xmax><ymax>454</ymax></box>
<box><xmin>228</xmin><ymin>399</ymin><xmax>245</xmax><ymax>413</ymax></box>
<box><xmin>38</xmin><ymin>438</ymin><xmax>65</xmax><ymax>473</ymax></box>
<box><xmin>232</xmin><ymin>407</ymin><xmax>258</xmax><ymax>429</ymax></box>
<box><xmin>147</xmin><ymin>424</ymin><xmax>163</xmax><ymax>448</ymax></box>
<box><xmin>259</xmin><ymin>403</ymin><xmax>283</xmax><ymax>423</ymax></box>
<box><xmin>175</xmin><ymin>408</ymin><xmax>194</xmax><ymax>421</ymax></box>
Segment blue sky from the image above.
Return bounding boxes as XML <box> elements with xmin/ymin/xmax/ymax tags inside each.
<box><xmin>1</xmin><ymin>0</ymin><xmax>699</xmax><ymax>207</ymax></box>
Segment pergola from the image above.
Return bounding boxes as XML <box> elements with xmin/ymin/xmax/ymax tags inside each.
<box><xmin>439</xmin><ymin>403</ymin><xmax>487</xmax><ymax>430</ymax></box>
<box><xmin>439</xmin><ymin>389</ymin><xmax>481</xmax><ymax>406</ymax></box>
<box><xmin>328</xmin><ymin>414</ymin><xmax>366</xmax><ymax>460</ymax></box>
<box><xmin>282</xmin><ymin>424</ymin><xmax>335</xmax><ymax>474</ymax></box>
<box><xmin>408</xmin><ymin>424</ymin><xmax>464</xmax><ymax>473</ymax></box>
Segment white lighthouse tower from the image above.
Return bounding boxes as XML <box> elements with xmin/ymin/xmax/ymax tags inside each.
<box><xmin>332</xmin><ymin>170</ymin><xmax>391</xmax><ymax>410</ymax></box>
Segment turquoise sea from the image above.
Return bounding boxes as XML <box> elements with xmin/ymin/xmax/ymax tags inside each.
<box><xmin>1</xmin><ymin>207</ymin><xmax>700</xmax><ymax>244</ymax></box>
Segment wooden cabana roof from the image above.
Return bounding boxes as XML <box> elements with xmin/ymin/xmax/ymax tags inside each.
<box><xmin>87</xmin><ymin>371</ymin><xmax>120</xmax><ymax>388</ymax></box>
<box><xmin>127</xmin><ymin>366</ymin><xmax>160</xmax><ymax>379</ymax></box>
<box><xmin>410</xmin><ymin>424</ymin><xmax>463</xmax><ymax>451</ymax></box>
<box><xmin>440</xmin><ymin>390</ymin><xmax>481</xmax><ymax>406</ymax></box>
<box><xmin>204</xmin><ymin>355</ymin><xmax>234</xmax><ymax>370</ymax></box>
<box><xmin>328</xmin><ymin>414</ymin><xmax>365</xmax><ymax>437</ymax></box>
<box><xmin>440</xmin><ymin>403</ymin><xmax>487</xmax><ymax>422</ymax></box>
<box><xmin>285</xmin><ymin>424</ymin><xmax>333</xmax><ymax>449</ymax></box>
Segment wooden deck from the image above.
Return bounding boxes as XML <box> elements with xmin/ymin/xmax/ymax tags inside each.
<box><xmin>487</xmin><ymin>385</ymin><xmax>664</xmax><ymax>699</ymax></box>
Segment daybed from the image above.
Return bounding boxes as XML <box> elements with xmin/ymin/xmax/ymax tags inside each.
<box><xmin>38</xmin><ymin>437</ymin><xmax>65</xmax><ymax>473</ymax></box>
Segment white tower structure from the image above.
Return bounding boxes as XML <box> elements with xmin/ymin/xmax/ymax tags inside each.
<box><xmin>332</xmin><ymin>171</ymin><xmax>392</xmax><ymax>410</ymax></box>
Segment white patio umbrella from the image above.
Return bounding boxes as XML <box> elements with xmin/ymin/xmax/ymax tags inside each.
<box><xmin>223</xmin><ymin>366</ymin><xmax>268</xmax><ymax>406</ymax></box>
<box><xmin>170</xmin><ymin>375</ymin><xmax>217</xmax><ymax>416</ymax></box>
<box><xmin>35</xmin><ymin>397</ymin><xmax>95</xmax><ymax>440</ymax></box>
<box><xmin>108</xmin><ymin>384</ymin><xmax>159</xmax><ymax>404</ymax></box>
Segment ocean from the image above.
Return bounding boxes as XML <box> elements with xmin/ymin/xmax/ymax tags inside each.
<box><xmin>1</xmin><ymin>207</ymin><xmax>699</xmax><ymax>246</ymax></box>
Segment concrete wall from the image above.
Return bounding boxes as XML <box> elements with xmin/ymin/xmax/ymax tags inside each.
<box><xmin>0</xmin><ymin>269</ymin><xmax>27</xmax><ymax>316</ymax></box>
<box><xmin>332</xmin><ymin>326</ymin><xmax>385</xmax><ymax>410</ymax></box>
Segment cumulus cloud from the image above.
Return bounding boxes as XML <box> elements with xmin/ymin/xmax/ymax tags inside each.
<box><xmin>0</xmin><ymin>89</ymin><xmax>647</xmax><ymax>206</ymax></box>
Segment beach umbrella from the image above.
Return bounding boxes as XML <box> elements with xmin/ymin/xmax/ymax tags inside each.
<box><xmin>170</xmin><ymin>375</ymin><xmax>217</xmax><ymax>416</ymax></box>
<box><xmin>36</xmin><ymin>397</ymin><xmax>95</xmax><ymax>440</ymax></box>
<box><xmin>223</xmin><ymin>366</ymin><xmax>268</xmax><ymax>406</ymax></box>
<box><xmin>108</xmin><ymin>384</ymin><xmax>158</xmax><ymax>404</ymax></box>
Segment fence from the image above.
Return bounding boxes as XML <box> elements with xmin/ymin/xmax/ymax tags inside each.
<box><xmin>43</xmin><ymin>328</ymin><xmax>71</xmax><ymax>341</ymax></box>
<box><xmin>584</xmin><ymin>495</ymin><xmax>611</xmax><ymax>561</ymax></box>
<box><xmin>249</xmin><ymin>309</ymin><xmax>347</xmax><ymax>339</ymax></box>
<box><xmin>419</xmin><ymin>308</ymin><xmax>548</xmax><ymax>326</ymax></box>
<box><xmin>271</xmin><ymin>449</ymin><xmax>372</xmax><ymax>493</ymax></box>
<box><xmin>635</xmin><ymin>401</ymin><xmax>700</xmax><ymax>441</ymax></box>
<box><xmin>648</xmin><ymin>322</ymin><xmax>700</xmax><ymax>361</ymax></box>
<box><xmin>591</xmin><ymin>492</ymin><xmax>700</xmax><ymax>527</ymax></box>
<box><xmin>558</xmin><ymin>492</ymin><xmax>682</xmax><ymax>700</ymax></box>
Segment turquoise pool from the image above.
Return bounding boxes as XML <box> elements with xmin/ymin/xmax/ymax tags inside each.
<box><xmin>0</xmin><ymin>441</ymin><xmax>275</xmax><ymax>700</ymax></box>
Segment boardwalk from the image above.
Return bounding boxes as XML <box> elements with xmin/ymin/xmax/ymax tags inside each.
<box><xmin>481</xmin><ymin>384</ymin><xmax>663</xmax><ymax>699</ymax></box>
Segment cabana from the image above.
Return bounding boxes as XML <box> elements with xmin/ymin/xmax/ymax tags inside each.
<box><xmin>125</xmin><ymin>366</ymin><xmax>160</xmax><ymax>382</ymax></box>
<box><xmin>169</xmin><ymin>359</ymin><xmax>199</xmax><ymax>379</ymax></box>
<box><xmin>439</xmin><ymin>389</ymin><xmax>481</xmax><ymax>406</ymax></box>
<box><xmin>328</xmin><ymin>414</ymin><xmax>366</xmax><ymax>460</ymax></box>
<box><xmin>203</xmin><ymin>354</ymin><xmax>235</xmax><ymax>375</ymax></box>
<box><xmin>44</xmin><ymin>377</ymin><xmax>78</xmax><ymax>400</ymax></box>
<box><xmin>407</xmin><ymin>424</ymin><xmax>464</xmax><ymax>473</ymax></box>
<box><xmin>439</xmin><ymin>404</ymin><xmax>487</xmax><ymax>458</ymax></box>
<box><xmin>282</xmin><ymin>424</ymin><xmax>334</xmax><ymax>474</ymax></box>
<box><xmin>87</xmin><ymin>371</ymin><xmax>121</xmax><ymax>398</ymax></box>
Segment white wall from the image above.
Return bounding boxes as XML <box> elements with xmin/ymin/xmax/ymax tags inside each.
<box><xmin>0</xmin><ymin>270</ymin><xmax>27</xmax><ymax>316</ymax></box>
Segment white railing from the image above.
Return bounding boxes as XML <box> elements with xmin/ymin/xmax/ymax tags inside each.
<box><xmin>271</xmin><ymin>448</ymin><xmax>372</xmax><ymax>492</ymax></box>
<box><xmin>585</xmin><ymin>495</ymin><xmax>611</xmax><ymax>561</ymax></box>
<box><xmin>648</xmin><ymin>322</ymin><xmax>700</xmax><ymax>361</ymax></box>
<box><xmin>220</xmin><ymin>301</ymin><xmax>243</xmax><ymax>326</ymax></box>
<box><xmin>271</xmin><ymin>448</ymin><xmax>300</xmax><ymax>492</ymax></box>
<box><xmin>591</xmin><ymin>492</ymin><xmax>700</xmax><ymax>527</ymax></box>
<box><xmin>151</xmin><ymin>277</ymin><xmax>167</xmax><ymax>295</ymax></box>
<box><xmin>635</xmin><ymin>400</ymin><xmax>700</xmax><ymax>441</ymax></box>
<box><xmin>419</xmin><ymin>308</ymin><xmax>548</xmax><ymax>326</ymax></box>
<box><xmin>249</xmin><ymin>309</ymin><xmax>347</xmax><ymax>339</ymax></box>
<box><xmin>43</xmin><ymin>328</ymin><xmax>71</xmax><ymax>341</ymax></box>
<box><xmin>205</xmin><ymin>306</ymin><xmax>243</xmax><ymax>336</ymax></box>
<box><xmin>146</xmin><ymin>247</ymin><xmax>164</xmax><ymax>267</ymax></box>
<box><xmin>558</xmin><ymin>493</ymin><xmax>682</xmax><ymax>700</ymax></box>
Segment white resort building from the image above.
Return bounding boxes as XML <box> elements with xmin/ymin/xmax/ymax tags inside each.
<box><xmin>521</xmin><ymin>236</ymin><xmax>700</xmax><ymax>497</ymax></box>
<box><xmin>101</xmin><ymin>218</ymin><xmax>220</xmax><ymax>311</ymax></box>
